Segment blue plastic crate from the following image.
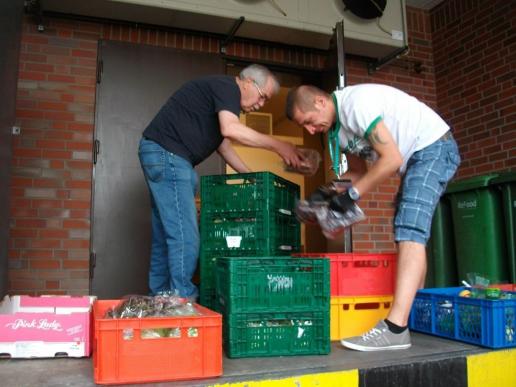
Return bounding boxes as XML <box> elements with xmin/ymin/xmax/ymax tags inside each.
<box><xmin>409</xmin><ymin>287</ymin><xmax>516</xmax><ymax>348</ymax></box>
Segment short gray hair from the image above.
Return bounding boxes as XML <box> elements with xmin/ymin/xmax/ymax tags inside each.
<box><xmin>239</xmin><ymin>64</ymin><xmax>279</xmax><ymax>94</ymax></box>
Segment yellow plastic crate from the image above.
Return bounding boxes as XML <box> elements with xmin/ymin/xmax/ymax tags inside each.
<box><xmin>330</xmin><ymin>295</ymin><xmax>393</xmax><ymax>341</ymax></box>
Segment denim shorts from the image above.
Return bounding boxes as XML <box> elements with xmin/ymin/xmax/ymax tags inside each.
<box><xmin>394</xmin><ymin>133</ymin><xmax>461</xmax><ymax>245</ymax></box>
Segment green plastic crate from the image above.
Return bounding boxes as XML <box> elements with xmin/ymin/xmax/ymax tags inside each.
<box><xmin>199</xmin><ymin>286</ymin><xmax>217</xmax><ymax>311</ymax></box>
<box><xmin>215</xmin><ymin>257</ymin><xmax>329</xmax><ymax>313</ymax></box>
<box><xmin>200</xmin><ymin>210</ymin><xmax>300</xmax><ymax>256</ymax></box>
<box><xmin>200</xmin><ymin>172</ymin><xmax>299</xmax><ymax>214</ymax></box>
<box><xmin>223</xmin><ymin>310</ymin><xmax>330</xmax><ymax>358</ymax></box>
<box><xmin>199</xmin><ymin>252</ymin><xmax>220</xmax><ymax>310</ymax></box>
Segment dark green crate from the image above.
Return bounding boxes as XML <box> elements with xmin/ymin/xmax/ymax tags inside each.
<box><xmin>200</xmin><ymin>210</ymin><xmax>300</xmax><ymax>255</ymax></box>
<box><xmin>199</xmin><ymin>285</ymin><xmax>217</xmax><ymax>311</ymax></box>
<box><xmin>215</xmin><ymin>257</ymin><xmax>329</xmax><ymax>313</ymax></box>
<box><xmin>223</xmin><ymin>310</ymin><xmax>330</xmax><ymax>358</ymax></box>
<box><xmin>199</xmin><ymin>252</ymin><xmax>304</xmax><ymax>311</ymax></box>
<box><xmin>200</xmin><ymin>172</ymin><xmax>299</xmax><ymax>214</ymax></box>
<box><xmin>199</xmin><ymin>252</ymin><xmax>219</xmax><ymax>310</ymax></box>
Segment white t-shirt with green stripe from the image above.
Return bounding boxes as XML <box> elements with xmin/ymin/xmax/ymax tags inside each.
<box><xmin>334</xmin><ymin>84</ymin><xmax>449</xmax><ymax>174</ymax></box>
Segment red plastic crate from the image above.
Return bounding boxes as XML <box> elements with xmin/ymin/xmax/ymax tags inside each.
<box><xmin>293</xmin><ymin>253</ymin><xmax>396</xmax><ymax>296</ymax></box>
<box><xmin>93</xmin><ymin>300</ymin><xmax>222</xmax><ymax>385</ymax></box>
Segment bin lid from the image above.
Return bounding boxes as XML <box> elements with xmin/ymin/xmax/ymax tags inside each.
<box><xmin>490</xmin><ymin>171</ymin><xmax>516</xmax><ymax>185</ymax></box>
<box><xmin>446</xmin><ymin>173</ymin><xmax>499</xmax><ymax>194</ymax></box>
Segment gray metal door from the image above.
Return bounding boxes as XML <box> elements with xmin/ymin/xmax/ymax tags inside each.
<box><xmin>92</xmin><ymin>41</ymin><xmax>224</xmax><ymax>298</ymax></box>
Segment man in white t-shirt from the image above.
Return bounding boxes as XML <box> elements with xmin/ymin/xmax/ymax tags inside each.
<box><xmin>286</xmin><ymin>83</ymin><xmax>461</xmax><ymax>351</ymax></box>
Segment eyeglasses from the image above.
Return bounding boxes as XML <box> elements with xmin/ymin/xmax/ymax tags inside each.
<box><xmin>252</xmin><ymin>80</ymin><xmax>267</xmax><ymax>102</ymax></box>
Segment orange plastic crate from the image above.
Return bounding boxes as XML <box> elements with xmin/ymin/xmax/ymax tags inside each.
<box><xmin>93</xmin><ymin>300</ymin><xmax>222</xmax><ymax>385</ymax></box>
<box><xmin>294</xmin><ymin>253</ymin><xmax>396</xmax><ymax>296</ymax></box>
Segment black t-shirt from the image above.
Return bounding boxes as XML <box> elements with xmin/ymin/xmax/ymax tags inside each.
<box><xmin>143</xmin><ymin>75</ymin><xmax>241</xmax><ymax>166</ymax></box>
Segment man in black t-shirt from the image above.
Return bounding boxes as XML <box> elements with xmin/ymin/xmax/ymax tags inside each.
<box><xmin>138</xmin><ymin>64</ymin><xmax>302</xmax><ymax>298</ymax></box>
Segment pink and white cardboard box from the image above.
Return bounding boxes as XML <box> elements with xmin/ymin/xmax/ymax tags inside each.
<box><xmin>0</xmin><ymin>295</ymin><xmax>95</xmax><ymax>358</ymax></box>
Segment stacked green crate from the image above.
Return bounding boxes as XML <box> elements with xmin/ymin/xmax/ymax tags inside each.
<box><xmin>199</xmin><ymin>172</ymin><xmax>301</xmax><ymax>309</ymax></box>
<box><xmin>215</xmin><ymin>256</ymin><xmax>330</xmax><ymax>358</ymax></box>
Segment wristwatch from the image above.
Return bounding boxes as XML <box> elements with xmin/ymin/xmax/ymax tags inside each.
<box><xmin>348</xmin><ymin>186</ymin><xmax>360</xmax><ymax>201</ymax></box>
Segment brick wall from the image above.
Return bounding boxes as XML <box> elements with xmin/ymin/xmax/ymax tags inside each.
<box><xmin>431</xmin><ymin>0</ymin><xmax>516</xmax><ymax>177</ymax></box>
<box><xmin>11</xmin><ymin>5</ymin><xmax>495</xmax><ymax>294</ymax></box>
<box><xmin>9</xmin><ymin>16</ymin><xmax>327</xmax><ymax>295</ymax></box>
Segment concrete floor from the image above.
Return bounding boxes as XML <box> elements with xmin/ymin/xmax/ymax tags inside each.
<box><xmin>0</xmin><ymin>332</ymin><xmax>490</xmax><ymax>387</ymax></box>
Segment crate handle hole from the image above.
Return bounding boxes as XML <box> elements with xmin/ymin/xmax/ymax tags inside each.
<box><xmin>355</xmin><ymin>302</ymin><xmax>381</xmax><ymax>310</ymax></box>
<box><xmin>140</xmin><ymin>327</ymin><xmax>182</xmax><ymax>339</ymax></box>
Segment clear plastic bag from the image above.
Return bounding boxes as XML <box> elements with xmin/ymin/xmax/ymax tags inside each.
<box><xmin>284</xmin><ymin>148</ymin><xmax>322</xmax><ymax>176</ymax></box>
<box><xmin>294</xmin><ymin>199</ymin><xmax>320</xmax><ymax>224</ymax></box>
<box><xmin>314</xmin><ymin>202</ymin><xmax>366</xmax><ymax>239</ymax></box>
<box><xmin>105</xmin><ymin>291</ymin><xmax>199</xmax><ymax>319</ymax></box>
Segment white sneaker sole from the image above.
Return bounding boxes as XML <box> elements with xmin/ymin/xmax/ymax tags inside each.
<box><xmin>341</xmin><ymin>340</ymin><xmax>412</xmax><ymax>352</ymax></box>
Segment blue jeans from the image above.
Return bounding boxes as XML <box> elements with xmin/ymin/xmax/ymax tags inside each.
<box><xmin>138</xmin><ymin>138</ymin><xmax>199</xmax><ymax>298</ymax></box>
<box><xmin>394</xmin><ymin>133</ymin><xmax>461</xmax><ymax>245</ymax></box>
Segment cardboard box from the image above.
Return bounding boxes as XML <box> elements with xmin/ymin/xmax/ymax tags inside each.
<box><xmin>0</xmin><ymin>295</ymin><xmax>95</xmax><ymax>358</ymax></box>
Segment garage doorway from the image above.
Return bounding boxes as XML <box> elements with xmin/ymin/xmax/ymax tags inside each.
<box><xmin>91</xmin><ymin>41</ymin><xmax>224</xmax><ymax>298</ymax></box>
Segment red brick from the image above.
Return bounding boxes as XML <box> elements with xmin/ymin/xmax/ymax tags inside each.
<box><xmin>44</xmin><ymin>111</ymin><xmax>75</xmax><ymax>121</ymax></box>
<box><xmin>10</xmin><ymin>208</ymin><xmax>38</xmax><ymax>218</ymax></box>
<box><xmin>62</xmin><ymin>260</ymin><xmax>89</xmax><ymax>270</ymax></box>
<box><xmin>65</xmin><ymin>180</ymin><xmax>91</xmax><ymax>189</ymax></box>
<box><xmin>68</xmin><ymin>122</ymin><xmax>94</xmax><ymax>131</ymax></box>
<box><xmin>22</xmin><ymin>249</ymin><xmax>54</xmax><ymax>259</ymax></box>
<box><xmin>71</xmin><ymin>49</ymin><xmax>96</xmax><ymax>58</ymax></box>
<box><xmin>36</xmin><ymin>139</ymin><xmax>66</xmax><ymax>149</ymax></box>
<box><xmin>39</xmin><ymin>229</ymin><xmax>68</xmax><ymax>238</ymax></box>
<box><xmin>18</xmin><ymin>71</ymin><xmax>46</xmax><ymax>81</ymax></box>
<box><xmin>30</xmin><ymin>260</ymin><xmax>61</xmax><ymax>269</ymax></box>
<box><xmin>63</xmin><ymin>219</ymin><xmax>90</xmax><ymax>229</ymax></box>
<box><xmin>47</xmin><ymin>74</ymin><xmax>75</xmax><ymax>83</ymax></box>
<box><xmin>66</xmin><ymin>141</ymin><xmax>92</xmax><ymax>151</ymax></box>
<box><xmin>31</xmin><ymin>239</ymin><xmax>61</xmax><ymax>248</ymax></box>
<box><xmin>50</xmin><ymin>160</ymin><xmax>65</xmax><ymax>169</ymax></box>
<box><xmin>38</xmin><ymin>101</ymin><xmax>68</xmax><ymax>110</ymax></box>
<box><xmin>22</xmin><ymin>35</ymin><xmax>49</xmax><ymax>44</ymax></box>
<box><xmin>15</xmin><ymin>218</ymin><xmax>47</xmax><ymax>228</ymax></box>
<box><xmin>10</xmin><ymin>229</ymin><xmax>38</xmax><ymax>238</ymax></box>
<box><xmin>46</xmin><ymin>280</ymin><xmax>60</xmax><ymax>289</ymax></box>
<box><xmin>41</xmin><ymin>149</ymin><xmax>72</xmax><ymax>159</ymax></box>
<box><xmin>25</xmin><ymin>63</ymin><xmax>55</xmax><ymax>73</ymax></box>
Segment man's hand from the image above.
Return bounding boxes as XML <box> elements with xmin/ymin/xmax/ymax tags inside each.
<box><xmin>277</xmin><ymin>141</ymin><xmax>303</xmax><ymax>169</ymax></box>
<box><xmin>329</xmin><ymin>191</ymin><xmax>355</xmax><ymax>213</ymax></box>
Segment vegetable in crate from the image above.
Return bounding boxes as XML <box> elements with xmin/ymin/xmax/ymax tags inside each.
<box><xmin>105</xmin><ymin>293</ymin><xmax>199</xmax><ymax>319</ymax></box>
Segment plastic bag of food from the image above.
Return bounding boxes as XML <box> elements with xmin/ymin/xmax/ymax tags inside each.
<box><xmin>105</xmin><ymin>291</ymin><xmax>199</xmax><ymax>319</ymax></box>
<box><xmin>314</xmin><ymin>202</ymin><xmax>366</xmax><ymax>239</ymax></box>
<box><xmin>284</xmin><ymin>148</ymin><xmax>322</xmax><ymax>176</ymax></box>
<box><xmin>295</xmin><ymin>199</ymin><xmax>328</xmax><ymax>225</ymax></box>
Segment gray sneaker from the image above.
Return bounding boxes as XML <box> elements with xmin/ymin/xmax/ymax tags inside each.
<box><xmin>340</xmin><ymin>320</ymin><xmax>412</xmax><ymax>351</ymax></box>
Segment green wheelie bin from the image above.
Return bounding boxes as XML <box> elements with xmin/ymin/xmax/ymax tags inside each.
<box><xmin>446</xmin><ymin>173</ymin><xmax>509</xmax><ymax>283</ymax></box>
<box><xmin>426</xmin><ymin>196</ymin><xmax>458</xmax><ymax>287</ymax></box>
<box><xmin>490</xmin><ymin>171</ymin><xmax>516</xmax><ymax>282</ymax></box>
